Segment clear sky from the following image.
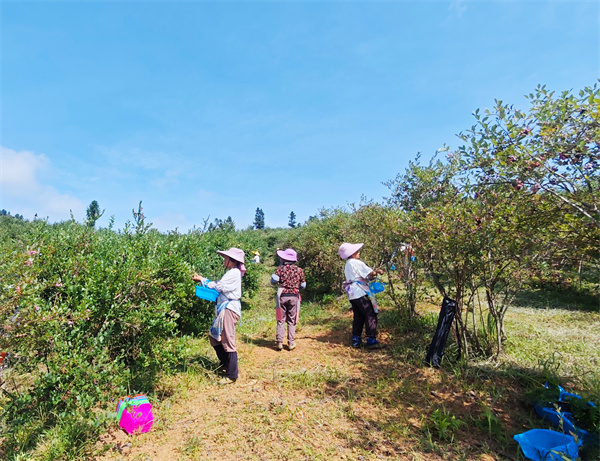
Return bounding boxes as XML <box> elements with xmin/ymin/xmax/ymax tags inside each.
<box><xmin>1</xmin><ymin>1</ymin><xmax>598</xmax><ymax>231</ymax></box>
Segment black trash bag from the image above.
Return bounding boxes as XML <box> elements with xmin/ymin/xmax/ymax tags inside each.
<box><xmin>425</xmin><ymin>297</ymin><xmax>457</xmax><ymax>368</ymax></box>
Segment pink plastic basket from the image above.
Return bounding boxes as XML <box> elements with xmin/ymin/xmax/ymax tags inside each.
<box><xmin>116</xmin><ymin>395</ymin><xmax>154</xmax><ymax>434</ymax></box>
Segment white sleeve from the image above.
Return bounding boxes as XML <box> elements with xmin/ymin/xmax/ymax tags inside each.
<box><xmin>213</xmin><ymin>269</ymin><xmax>240</xmax><ymax>293</ymax></box>
<box><xmin>350</xmin><ymin>259</ymin><xmax>373</xmax><ymax>279</ymax></box>
<box><xmin>357</xmin><ymin>260</ymin><xmax>373</xmax><ymax>278</ymax></box>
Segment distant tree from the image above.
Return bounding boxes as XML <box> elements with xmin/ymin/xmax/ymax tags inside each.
<box><xmin>85</xmin><ymin>200</ymin><xmax>104</xmax><ymax>228</ymax></box>
<box><xmin>0</xmin><ymin>209</ymin><xmax>26</xmax><ymax>220</ymax></box>
<box><xmin>288</xmin><ymin>211</ymin><xmax>297</xmax><ymax>228</ymax></box>
<box><xmin>208</xmin><ymin>216</ymin><xmax>235</xmax><ymax>232</ymax></box>
<box><xmin>253</xmin><ymin>208</ymin><xmax>265</xmax><ymax>230</ymax></box>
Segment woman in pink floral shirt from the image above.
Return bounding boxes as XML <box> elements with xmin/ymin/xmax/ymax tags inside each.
<box><xmin>271</xmin><ymin>248</ymin><xmax>306</xmax><ymax>351</ymax></box>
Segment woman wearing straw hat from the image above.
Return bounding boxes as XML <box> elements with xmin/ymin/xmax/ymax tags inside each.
<box><xmin>271</xmin><ymin>248</ymin><xmax>306</xmax><ymax>351</ymax></box>
<box><xmin>192</xmin><ymin>247</ymin><xmax>246</xmax><ymax>384</ymax></box>
<box><xmin>339</xmin><ymin>242</ymin><xmax>385</xmax><ymax>349</ymax></box>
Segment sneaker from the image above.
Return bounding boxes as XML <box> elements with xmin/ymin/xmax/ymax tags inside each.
<box><xmin>351</xmin><ymin>336</ymin><xmax>362</xmax><ymax>348</ymax></box>
<box><xmin>276</xmin><ymin>343</ymin><xmax>283</xmax><ymax>351</ymax></box>
<box><xmin>288</xmin><ymin>343</ymin><xmax>296</xmax><ymax>351</ymax></box>
<box><xmin>365</xmin><ymin>338</ymin><xmax>386</xmax><ymax>350</ymax></box>
<box><xmin>218</xmin><ymin>377</ymin><xmax>236</xmax><ymax>385</ymax></box>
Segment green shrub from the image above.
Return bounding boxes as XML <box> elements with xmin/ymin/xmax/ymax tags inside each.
<box><xmin>0</xmin><ymin>216</ymin><xmax>273</xmax><ymax>457</ymax></box>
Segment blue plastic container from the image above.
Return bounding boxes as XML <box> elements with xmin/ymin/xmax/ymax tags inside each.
<box><xmin>195</xmin><ymin>285</ymin><xmax>219</xmax><ymax>302</ymax></box>
<box><xmin>514</xmin><ymin>429</ymin><xmax>581</xmax><ymax>461</ymax></box>
<box><xmin>369</xmin><ymin>281</ymin><xmax>385</xmax><ymax>294</ymax></box>
<box><xmin>535</xmin><ymin>406</ymin><xmax>591</xmax><ymax>444</ymax></box>
<box><xmin>535</xmin><ymin>383</ymin><xmax>596</xmax><ymax>445</ymax></box>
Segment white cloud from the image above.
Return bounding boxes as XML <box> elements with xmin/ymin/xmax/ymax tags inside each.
<box><xmin>0</xmin><ymin>147</ymin><xmax>49</xmax><ymax>190</ymax></box>
<box><xmin>0</xmin><ymin>146</ymin><xmax>84</xmax><ymax>221</ymax></box>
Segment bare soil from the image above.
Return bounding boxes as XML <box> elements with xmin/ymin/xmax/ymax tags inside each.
<box><xmin>96</xmin><ymin>284</ymin><xmax>528</xmax><ymax>460</ymax></box>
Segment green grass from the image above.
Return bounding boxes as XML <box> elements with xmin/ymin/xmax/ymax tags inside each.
<box><xmin>503</xmin><ymin>305</ymin><xmax>600</xmax><ymax>392</ymax></box>
<box><xmin>512</xmin><ymin>285</ymin><xmax>599</xmax><ymax>312</ymax></box>
<box><xmin>4</xmin><ymin>267</ymin><xmax>599</xmax><ymax>460</ymax></box>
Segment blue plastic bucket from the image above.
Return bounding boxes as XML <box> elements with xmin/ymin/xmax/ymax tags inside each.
<box><xmin>513</xmin><ymin>429</ymin><xmax>581</xmax><ymax>461</ymax></box>
<box><xmin>369</xmin><ymin>281</ymin><xmax>385</xmax><ymax>294</ymax></box>
<box><xmin>195</xmin><ymin>285</ymin><xmax>219</xmax><ymax>302</ymax></box>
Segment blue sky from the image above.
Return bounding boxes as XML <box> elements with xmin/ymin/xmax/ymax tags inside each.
<box><xmin>1</xmin><ymin>1</ymin><xmax>598</xmax><ymax>231</ymax></box>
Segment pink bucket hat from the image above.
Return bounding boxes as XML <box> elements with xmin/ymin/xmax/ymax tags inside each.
<box><xmin>338</xmin><ymin>242</ymin><xmax>364</xmax><ymax>260</ymax></box>
<box><xmin>277</xmin><ymin>248</ymin><xmax>297</xmax><ymax>262</ymax></box>
<box><xmin>217</xmin><ymin>247</ymin><xmax>247</xmax><ymax>276</ymax></box>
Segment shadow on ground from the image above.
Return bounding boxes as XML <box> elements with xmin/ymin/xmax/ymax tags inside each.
<box><xmin>298</xmin><ymin>302</ymin><xmax>598</xmax><ymax>460</ymax></box>
<box><xmin>512</xmin><ymin>287</ymin><xmax>599</xmax><ymax>312</ymax></box>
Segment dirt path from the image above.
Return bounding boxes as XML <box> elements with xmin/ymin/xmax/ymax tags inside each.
<box><xmin>96</xmin><ymin>272</ymin><xmax>513</xmax><ymax>461</ymax></box>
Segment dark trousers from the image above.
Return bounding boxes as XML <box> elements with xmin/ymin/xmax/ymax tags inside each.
<box><xmin>425</xmin><ymin>297</ymin><xmax>457</xmax><ymax>368</ymax></box>
<box><xmin>213</xmin><ymin>344</ymin><xmax>239</xmax><ymax>380</ymax></box>
<box><xmin>350</xmin><ymin>296</ymin><xmax>378</xmax><ymax>338</ymax></box>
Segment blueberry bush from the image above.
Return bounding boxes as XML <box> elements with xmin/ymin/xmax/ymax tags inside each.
<box><xmin>0</xmin><ymin>213</ymin><xmax>262</xmax><ymax>458</ymax></box>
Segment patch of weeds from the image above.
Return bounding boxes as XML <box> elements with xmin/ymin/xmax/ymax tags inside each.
<box><xmin>181</xmin><ymin>433</ymin><xmax>203</xmax><ymax>457</ymax></box>
<box><xmin>132</xmin><ymin>454</ymin><xmax>152</xmax><ymax>461</ymax></box>
<box><xmin>536</xmin><ymin>353</ymin><xmax>564</xmax><ymax>384</ymax></box>
<box><xmin>32</xmin><ymin>415</ymin><xmax>105</xmax><ymax>461</ymax></box>
<box><xmin>380</xmin><ymin>418</ymin><xmax>412</xmax><ymax>439</ymax></box>
<box><xmin>422</xmin><ymin>427</ymin><xmax>438</xmax><ymax>453</ymax></box>
<box><xmin>319</xmin><ymin>294</ymin><xmax>337</xmax><ymax>305</ymax></box>
<box><xmin>346</xmin><ymin>388</ymin><xmax>357</xmax><ymax>402</ymax></box>
<box><xmin>268</xmin><ymin>398</ymin><xmax>287</xmax><ymax>415</ymax></box>
<box><xmin>473</xmin><ymin>403</ymin><xmax>505</xmax><ymax>441</ymax></box>
<box><xmin>278</xmin><ymin>365</ymin><xmax>347</xmax><ymax>390</ymax></box>
<box><xmin>341</xmin><ymin>400</ymin><xmax>358</xmax><ymax>422</ymax></box>
<box><xmin>523</xmin><ymin>385</ymin><xmax>560</xmax><ymax>410</ymax></box>
<box><xmin>396</xmin><ymin>376</ymin><xmax>416</xmax><ymax>398</ymax></box>
<box><xmin>424</xmin><ymin>406</ymin><xmax>464</xmax><ymax>443</ymax></box>
<box><xmin>447</xmin><ymin>358</ymin><xmax>469</xmax><ymax>383</ymax></box>
<box><xmin>374</xmin><ymin>376</ymin><xmax>390</xmax><ymax>394</ymax></box>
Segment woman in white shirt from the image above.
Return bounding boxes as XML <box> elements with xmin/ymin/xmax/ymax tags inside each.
<box><xmin>193</xmin><ymin>247</ymin><xmax>245</xmax><ymax>384</ymax></box>
<box><xmin>339</xmin><ymin>243</ymin><xmax>385</xmax><ymax>349</ymax></box>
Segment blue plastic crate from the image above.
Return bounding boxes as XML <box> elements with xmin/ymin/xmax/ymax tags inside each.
<box><xmin>195</xmin><ymin>285</ymin><xmax>219</xmax><ymax>302</ymax></box>
<box><xmin>514</xmin><ymin>429</ymin><xmax>581</xmax><ymax>461</ymax></box>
